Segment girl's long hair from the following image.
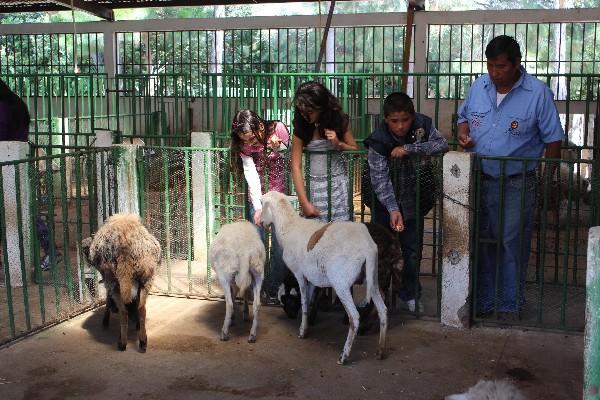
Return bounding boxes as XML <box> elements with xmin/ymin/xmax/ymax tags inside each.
<box><xmin>229</xmin><ymin>109</ymin><xmax>277</xmax><ymax>183</ymax></box>
<box><xmin>0</xmin><ymin>79</ymin><xmax>30</xmax><ymax>140</ymax></box>
<box><xmin>292</xmin><ymin>81</ymin><xmax>349</xmax><ymax>144</ymax></box>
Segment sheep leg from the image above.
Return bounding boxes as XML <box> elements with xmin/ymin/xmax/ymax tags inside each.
<box><xmin>296</xmin><ymin>276</ymin><xmax>310</xmax><ymax>338</ymax></box>
<box><xmin>220</xmin><ymin>279</ymin><xmax>234</xmax><ymax>341</ymax></box>
<box><xmin>229</xmin><ymin>285</ymin><xmax>237</xmax><ymax>326</ymax></box>
<box><xmin>242</xmin><ymin>289</ymin><xmax>250</xmax><ymax>322</ymax></box>
<box><xmin>371</xmin><ymin>287</ymin><xmax>388</xmax><ymax>360</ymax></box>
<box><xmin>111</xmin><ymin>292</ymin><xmax>128</xmax><ymax>351</ymax></box>
<box><xmin>102</xmin><ymin>294</ymin><xmax>112</xmax><ymax>327</ymax></box>
<box><xmin>336</xmin><ymin>288</ymin><xmax>359</xmax><ymax>365</ymax></box>
<box><xmin>137</xmin><ymin>287</ymin><xmax>148</xmax><ymax>353</ymax></box>
<box><xmin>248</xmin><ymin>274</ymin><xmax>263</xmax><ymax>343</ymax></box>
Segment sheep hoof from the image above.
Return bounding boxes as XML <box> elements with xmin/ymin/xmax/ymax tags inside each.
<box><xmin>220</xmin><ymin>333</ymin><xmax>230</xmax><ymax>341</ymax></box>
<box><xmin>337</xmin><ymin>356</ymin><xmax>347</xmax><ymax>365</ymax></box>
<box><xmin>298</xmin><ymin>332</ymin><xmax>306</xmax><ymax>339</ymax></box>
<box><xmin>376</xmin><ymin>350</ymin><xmax>385</xmax><ymax>360</ymax></box>
<box><xmin>139</xmin><ymin>341</ymin><xmax>147</xmax><ymax>353</ymax></box>
<box><xmin>247</xmin><ymin>335</ymin><xmax>256</xmax><ymax>343</ymax></box>
<box><xmin>118</xmin><ymin>342</ymin><xmax>127</xmax><ymax>351</ymax></box>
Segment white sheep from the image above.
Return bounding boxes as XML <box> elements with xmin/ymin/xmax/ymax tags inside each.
<box><xmin>209</xmin><ymin>221</ymin><xmax>266</xmax><ymax>343</ymax></box>
<box><xmin>260</xmin><ymin>191</ymin><xmax>387</xmax><ymax>364</ymax></box>
<box><xmin>82</xmin><ymin>213</ymin><xmax>161</xmax><ymax>352</ymax></box>
<box><xmin>446</xmin><ymin>379</ymin><xmax>527</xmax><ymax>400</ymax></box>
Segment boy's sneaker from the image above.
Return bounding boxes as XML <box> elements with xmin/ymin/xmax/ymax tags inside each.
<box><xmin>405</xmin><ymin>299</ymin><xmax>424</xmax><ymax>313</ymax></box>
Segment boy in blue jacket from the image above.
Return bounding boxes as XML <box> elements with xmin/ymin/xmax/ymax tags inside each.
<box><xmin>363</xmin><ymin>92</ymin><xmax>448</xmax><ymax>312</ymax></box>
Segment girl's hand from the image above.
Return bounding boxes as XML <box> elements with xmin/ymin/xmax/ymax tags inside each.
<box><xmin>301</xmin><ymin>202</ymin><xmax>321</xmax><ymax>218</ymax></box>
<box><xmin>253</xmin><ymin>209</ymin><xmax>262</xmax><ymax>225</ymax></box>
<box><xmin>324</xmin><ymin>129</ymin><xmax>340</xmax><ymax>147</ymax></box>
<box><xmin>269</xmin><ymin>135</ymin><xmax>281</xmax><ymax>151</ymax></box>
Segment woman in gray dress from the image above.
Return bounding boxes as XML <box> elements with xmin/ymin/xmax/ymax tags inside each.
<box><xmin>291</xmin><ymin>81</ymin><xmax>358</xmax><ymax>222</ymax></box>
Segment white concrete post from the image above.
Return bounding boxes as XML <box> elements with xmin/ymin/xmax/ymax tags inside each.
<box><xmin>95</xmin><ymin>129</ymin><xmax>114</xmax><ymax>227</ymax></box>
<box><xmin>0</xmin><ymin>141</ymin><xmax>31</xmax><ymax>287</ymax></box>
<box><xmin>191</xmin><ymin>132</ymin><xmax>215</xmax><ymax>262</ymax></box>
<box><xmin>584</xmin><ymin>227</ymin><xmax>600</xmax><ymax>400</ymax></box>
<box><xmin>113</xmin><ymin>144</ymin><xmax>140</xmax><ymax>215</ymax></box>
<box><xmin>441</xmin><ymin>151</ymin><xmax>474</xmax><ymax>328</ymax></box>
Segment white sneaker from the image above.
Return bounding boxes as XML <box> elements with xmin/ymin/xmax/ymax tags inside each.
<box><xmin>406</xmin><ymin>299</ymin><xmax>424</xmax><ymax>313</ymax></box>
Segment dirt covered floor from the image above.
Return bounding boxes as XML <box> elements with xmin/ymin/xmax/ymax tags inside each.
<box><xmin>0</xmin><ymin>295</ymin><xmax>583</xmax><ymax>400</ymax></box>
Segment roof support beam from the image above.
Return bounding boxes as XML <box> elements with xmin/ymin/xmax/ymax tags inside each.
<box><xmin>52</xmin><ymin>0</ymin><xmax>115</xmax><ymax>21</ymax></box>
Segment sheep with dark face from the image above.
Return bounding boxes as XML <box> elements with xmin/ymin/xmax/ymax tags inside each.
<box><xmin>81</xmin><ymin>213</ymin><xmax>161</xmax><ymax>352</ymax></box>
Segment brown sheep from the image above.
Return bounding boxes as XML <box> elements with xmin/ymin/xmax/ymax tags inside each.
<box><xmin>82</xmin><ymin>213</ymin><xmax>161</xmax><ymax>352</ymax></box>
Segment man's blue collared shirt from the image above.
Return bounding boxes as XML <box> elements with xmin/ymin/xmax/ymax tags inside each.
<box><xmin>457</xmin><ymin>67</ymin><xmax>565</xmax><ymax>177</ymax></box>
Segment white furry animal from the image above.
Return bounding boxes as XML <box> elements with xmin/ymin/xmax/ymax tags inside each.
<box><xmin>209</xmin><ymin>221</ymin><xmax>266</xmax><ymax>343</ymax></box>
<box><xmin>260</xmin><ymin>191</ymin><xmax>387</xmax><ymax>364</ymax></box>
<box><xmin>446</xmin><ymin>380</ymin><xmax>528</xmax><ymax>400</ymax></box>
<box><xmin>82</xmin><ymin>213</ymin><xmax>161</xmax><ymax>352</ymax></box>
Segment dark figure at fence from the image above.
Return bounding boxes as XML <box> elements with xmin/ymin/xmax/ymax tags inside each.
<box><xmin>230</xmin><ymin>109</ymin><xmax>290</xmax><ymax>303</ymax></box>
<box><xmin>457</xmin><ymin>35</ymin><xmax>564</xmax><ymax>318</ymax></box>
<box><xmin>0</xmin><ymin>78</ymin><xmax>61</xmax><ymax>271</ymax></box>
<box><xmin>363</xmin><ymin>92</ymin><xmax>448</xmax><ymax>313</ymax></box>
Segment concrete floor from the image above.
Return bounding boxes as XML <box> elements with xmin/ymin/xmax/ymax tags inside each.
<box><xmin>0</xmin><ymin>295</ymin><xmax>583</xmax><ymax>400</ymax></box>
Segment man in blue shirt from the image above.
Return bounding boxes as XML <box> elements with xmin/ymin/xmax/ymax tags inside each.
<box><xmin>457</xmin><ymin>35</ymin><xmax>564</xmax><ymax>318</ymax></box>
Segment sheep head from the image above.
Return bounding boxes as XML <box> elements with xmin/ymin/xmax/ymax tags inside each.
<box><xmin>260</xmin><ymin>191</ymin><xmax>281</xmax><ymax>229</ymax></box>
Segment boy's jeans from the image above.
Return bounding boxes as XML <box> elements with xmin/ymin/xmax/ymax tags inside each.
<box><xmin>248</xmin><ymin>203</ymin><xmax>285</xmax><ymax>296</ymax></box>
<box><xmin>477</xmin><ymin>172</ymin><xmax>536</xmax><ymax>314</ymax></box>
<box><xmin>370</xmin><ymin>199</ymin><xmax>423</xmax><ymax>302</ymax></box>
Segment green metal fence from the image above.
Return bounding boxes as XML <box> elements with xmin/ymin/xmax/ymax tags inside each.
<box><xmin>116</xmin><ymin>25</ymin><xmax>409</xmax><ymax>95</ymax></box>
<box><xmin>472</xmin><ymin>156</ymin><xmax>596</xmax><ymax>331</ymax></box>
<box><xmin>134</xmin><ymin>145</ymin><xmax>444</xmax><ymax>320</ymax></box>
<box><xmin>0</xmin><ymin>32</ymin><xmax>105</xmax><ymax>75</ymax></box>
<box><xmin>2</xmin><ymin>73</ymin><xmax>110</xmax><ymax>150</ymax></box>
<box><xmin>0</xmin><ymin>147</ymin><xmax>115</xmax><ymax>345</ymax></box>
<box><xmin>113</xmin><ymin>73</ymin><xmax>191</xmax><ymax>146</ymax></box>
<box><xmin>428</xmin><ymin>22</ymin><xmax>600</xmax><ymax>77</ymax></box>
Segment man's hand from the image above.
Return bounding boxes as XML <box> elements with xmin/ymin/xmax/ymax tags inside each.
<box><xmin>390</xmin><ymin>146</ymin><xmax>409</xmax><ymax>158</ymax></box>
<box><xmin>458</xmin><ymin>132</ymin><xmax>474</xmax><ymax>149</ymax></box>
<box><xmin>390</xmin><ymin>210</ymin><xmax>405</xmax><ymax>232</ymax></box>
<box><xmin>458</xmin><ymin>123</ymin><xmax>474</xmax><ymax>150</ymax></box>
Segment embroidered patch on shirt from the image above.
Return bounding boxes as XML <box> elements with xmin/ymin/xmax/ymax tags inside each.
<box><xmin>414</xmin><ymin>128</ymin><xmax>425</xmax><ymax>142</ymax></box>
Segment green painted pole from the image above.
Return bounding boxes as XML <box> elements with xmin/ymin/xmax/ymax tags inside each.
<box><xmin>585</xmin><ymin>227</ymin><xmax>600</xmax><ymax>400</ymax></box>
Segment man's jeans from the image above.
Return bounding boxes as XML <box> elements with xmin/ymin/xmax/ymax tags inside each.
<box><xmin>477</xmin><ymin>172</ymin><xmax>536</xmax><ymax>313</ymax></box>
<box><xmin>370</xmin><ymin>199</ymin><xmax>423</xmax><ymax>302</ymax></box>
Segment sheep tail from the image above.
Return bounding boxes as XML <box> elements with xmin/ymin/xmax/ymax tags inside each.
<box><xmin>235</xmin><ymin>253</ymin><xmax>252</xmax><ymax>296</ymax></box>
<box><xmin>364</xmin><ymin>247</ymin><xmax>377</xmax><ymax>305</ymax></box>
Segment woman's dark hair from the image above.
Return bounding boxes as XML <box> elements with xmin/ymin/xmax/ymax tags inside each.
<box><xmin>229</xmin><ymin>109</ymin><xmax>278</xmax><ymax>180</ymax></box>
<box><xmin>485</xmin><ymin>35</ymin><xmax>522</xmax><ymax>65</ymax></box>
<box><xmin>292</xmin><ymin>81</ymin><xmax>349</xmax><ymax>144</ymax></box>
<box><xmin>0</xmin><ymin>79</ymin><xmax>30</xmax><ymax>141</ymax></box>
<box><xmin>383</xmin><ymin>92</ymin><xmax>415</xmax><ymax>117</ymax></box>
